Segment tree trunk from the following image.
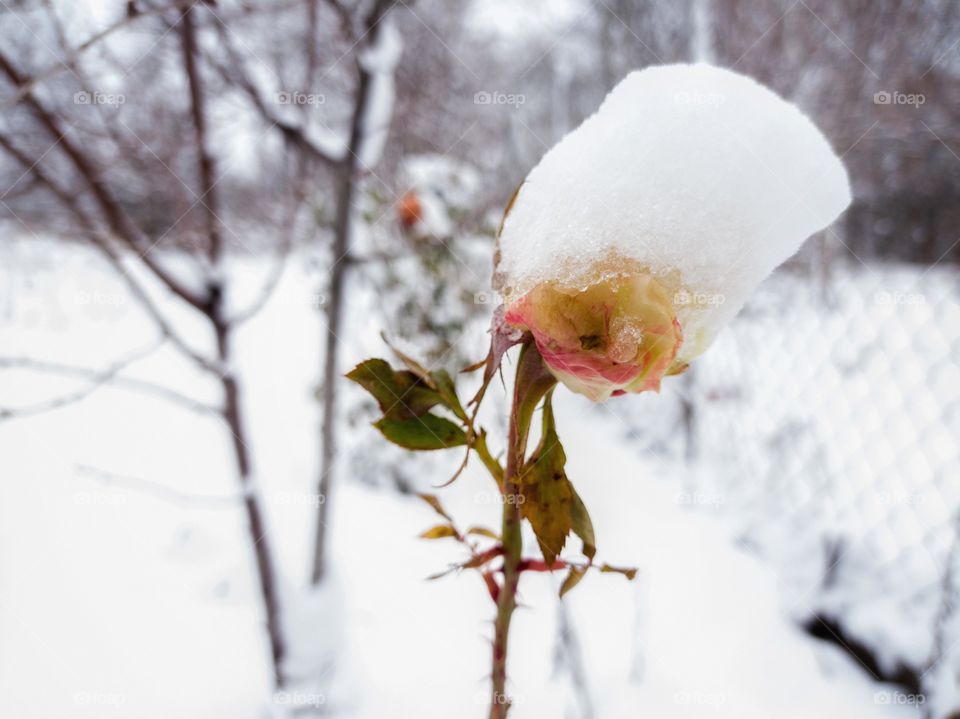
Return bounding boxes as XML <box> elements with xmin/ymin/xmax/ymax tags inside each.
<box><xmin>215</xmin><ymin>316</ymin><xmax>287</xmax><ymax>688</ymax></box>
<box><xmin>310</xmin><ymin>0</ymin><xmax>392</xmax><ymax>585</ymax></box>
<box><xmin>311</xmin><ymin>173</ymin><xmax>353</xmax><ymax>584</ymax></box>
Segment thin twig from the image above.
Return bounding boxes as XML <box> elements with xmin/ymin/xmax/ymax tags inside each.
<box><xmin>0</xmin><ymin>352</ymin><xmax>221</xmax><ymax>417</ymax></box>
<box><xmin>0</xmin><ymin>341</ymin><xmax>166</xmax><ymax>421</ymax></box>
<box><xmin>76</xmin><ymin>464</ymin><xmax>244</xmax><ymax>509</ymax></box>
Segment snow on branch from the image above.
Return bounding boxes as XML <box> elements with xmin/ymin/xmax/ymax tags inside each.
<box><xmin>355</xmin><ymin>17</ymin><xmax>403</xmax><ymax>168</ymax></box>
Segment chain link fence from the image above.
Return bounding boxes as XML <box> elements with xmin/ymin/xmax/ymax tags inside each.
<box><xmin>607</xmin><ymin>254</ymin><xmax>960</xmax><ymax>716</ymax></box>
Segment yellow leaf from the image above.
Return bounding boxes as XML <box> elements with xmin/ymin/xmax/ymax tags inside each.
<box><xmin>419</xmin><ymin>524</ymin><xmax>458</xmax><ymax>540</ymax></box>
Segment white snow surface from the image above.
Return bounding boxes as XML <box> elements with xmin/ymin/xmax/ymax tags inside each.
<box><xmin>0</xmin><ymin>239</ymin><xmax>921</xmax><ymax>718</ymax></box>
<box><xmin>497</xmin><ymin>63</ymin><xmax>852</xmax><ymax>363</ymax></box>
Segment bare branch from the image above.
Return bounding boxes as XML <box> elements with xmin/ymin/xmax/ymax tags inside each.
<box><xmin>179</xmin><ymin>5</ymin><xmax>223</xmax><ymax>265</ymax></box>
<box><xmin>0</xmin><ymin>0</ymin><xmax>197</xmax><ymax>112</ymax></box>
<box><xmin>208</xmin><ymin>19</ymin><xmax>344</xmax><ymax>167</ymax></box>
<box><xmin>0</xmin><ymin>353</ymin><xmax>221</xmax><ymax>417</ymax></box>
<box><xmin>0</xmin><ymin>341</ymin><xmax>165</xmax><ymax>421</ymax></box>
<box><xmin>76</xmin><ymin>464</ymin><xmax>243</xmax><ymax>509</ymax></box>
<box><xmin>0</xmin><ymin>132</ymin><xmax>221</xmax><ymax>373</ymax></box>
<box><xmin>0</xmin><ymin>50</ymin><xmax>210</xmax><ymax>312</ymax></box>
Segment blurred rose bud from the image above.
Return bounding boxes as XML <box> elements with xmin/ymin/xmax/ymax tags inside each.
<box><xmin>397</xmin><ymin>190</ymin><xmax>423</xmax><ymax>230</ymax></box>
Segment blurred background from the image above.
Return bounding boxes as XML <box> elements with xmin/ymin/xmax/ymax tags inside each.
<box><xmin>0</xmin><ymin>0</ymin><xmax>957</xmax><ymax>717</ymax></box>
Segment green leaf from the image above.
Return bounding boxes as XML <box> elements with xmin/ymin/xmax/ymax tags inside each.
<box><xmin>374</xmin><ymin>414</ymin><xmax>467</xmax><ymax>450</ymax></box>
<box><xmin>419</xmin><ymin>524</ymin><xmax>459</xmax><ymax>539</ymax></box>
<box><xmin>559</xmin><ymin>565</ymin><xmax>588</xmax><ymax>598</ymax></box>
<box><xmin>346</xmin><ymin>359</ymin><xmax>440</xmax><ymax>420</ymax></box>
<box><xmin>431</xmin><ymin>368</ymin><xmax>468</xmax><ymax>421</ymax></box>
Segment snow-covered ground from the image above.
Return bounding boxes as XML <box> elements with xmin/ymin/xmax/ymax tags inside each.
<box><xmin>0</xmin><ymin>239</ymin><xmax>924</xmax><ymax>718</ymax></box>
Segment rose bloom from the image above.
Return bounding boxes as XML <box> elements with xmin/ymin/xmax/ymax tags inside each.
<box><xmin>504</xmin><ymin>257</ymin><xmax>685</xmax><ymax>402</ymax></box>
<box><xmin>495</xmin><ymin>64</ymin><xmax>851</xmax><ymax>401</ymax></box>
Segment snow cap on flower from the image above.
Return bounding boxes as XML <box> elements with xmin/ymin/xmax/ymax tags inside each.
<box><xmin>496</xmin><ymin>63</ymin><xmax>851</xmax><ymax>401</ymax></box>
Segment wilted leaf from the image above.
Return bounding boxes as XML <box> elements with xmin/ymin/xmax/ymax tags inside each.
<box><xmin>519</xmin><ymin>393</ymin><xmax>574</xmax><ymax>566</ymax></box>
<box><xmin>511</xmin><ymin>344</ymin><xmax>558</xmax><ymax>464</ymax></box>
<box><xmin>461</xmin><ymin>357</ymin><xmax>486</xmax><ymax>373</ymax></box>
<box><xmin>467</xmin><ymin>307</ymin><xmax>526</xmax><ymax>409</ymax></box>
<box><xmin>466</xmin><ymin>526</ymin><xmax>500</xmax><ymax>540</ymax></box>
<box><xmin>381</xmin><ymin>333</ymin><xmax>436</xmax><ymax>388</ymax></box>
<box><xmin>375</xmin><ymin>414</ymin><xmax>467</xmax><ymax>450</ymax></box>
<box><xmin>482</xmin><ymin>571</ymin><xmax>500</xmax><ymax>603</ymax></box>
<box><xmin>419</xmin><ymin>524</ymin><xmax>459</xmax><ymax>539</ymax></box>
<box><xmin>462</xmin><ymin>546</ymin><xmax>504</xmax><ymax>569</ymax></box>
<box><xmin>599</xmin><ymin>564</ymin><xmax>638</xmax><ymax>580</ymax></box>
<box><xmin>426</xmin><ymin>566</ymin><xmax>458</xmax><ymax>581</ymax></box>
<box><xmin>570</xmin><ymin>489</ymin><xmax>596</xmax><ymax>561</ymax></box>
<box><xmin>559</xmin><ymin>565</ymin><xmax>588</xmax><ymax>598</ymax></box>
<box><xmin>417</xmin><ymin>493</ymin><xmax>453</xmax><ymax>522</ymax></box>
<box><xmin>347</xmin><ymin>359</ymin><xmax>440</xmax><ymax>420</ymax></box>
<box><xmin>496</xmin><ymin>181</ymin><xmax>524</xmax><ymax>239</ymax></box>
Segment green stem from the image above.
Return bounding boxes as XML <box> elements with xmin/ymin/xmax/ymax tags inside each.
<box><xmin>473</xmin><ymin>432</ymin><xmax>504</xmax><ymax>486</ymax></box>
<box><xmin>490</xmin><ymin>408</ymin><xmax>522</xmax><ymax>718</ymax></box>
<box><xmin>489</xmin><ymin>341</ymin><xmax>555</xmax><ymax>718</ymax></box>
